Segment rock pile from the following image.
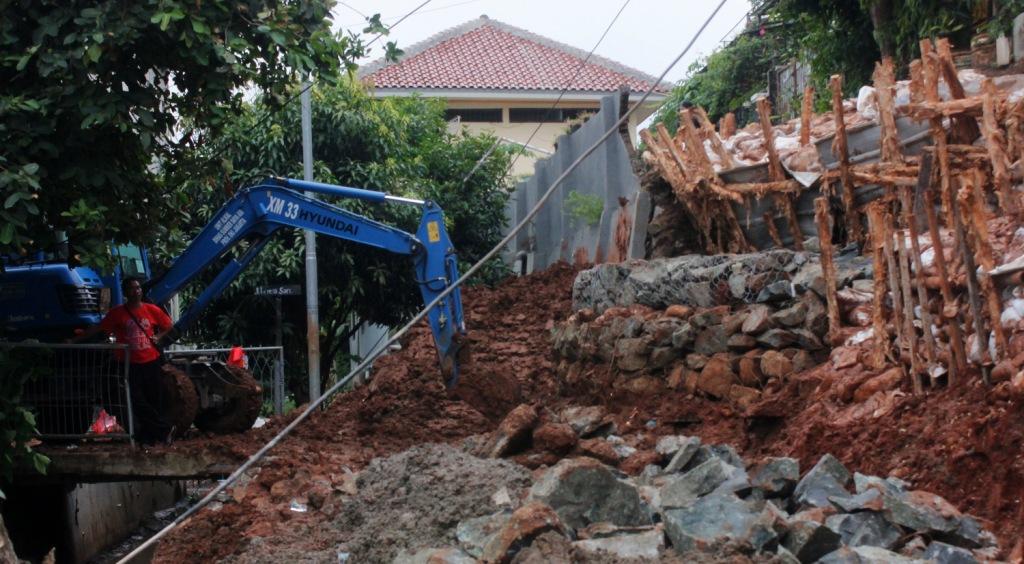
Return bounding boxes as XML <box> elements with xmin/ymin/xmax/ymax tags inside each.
<box><xmin>397</xmin><ymin>435</ymin><xmax>998</xmax><ymax>563</ymax></box>
<box><xmin>554</xmin><ymin>252</ymin><xmax>873</xmax><ymax>408</ymax></box>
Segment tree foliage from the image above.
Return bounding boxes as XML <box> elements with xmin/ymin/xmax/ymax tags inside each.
<box><xmin>0</xmin><ymin>347</ymin><xmax>52</xmax><ymax>498</ymax></box>
<box><xmin>651</xmin><ymin>31</ymin><xmax>796</xmax><ymax>132</ymax></box>
<box><xmin>0</xmin><ymin>0</ymin><xmax>395</xmax><ymax>269</ymax></box>
<box><xmin>158</xmin><ymin>80</ymin><xmax>514</xmax><ymax>397</ymax></box>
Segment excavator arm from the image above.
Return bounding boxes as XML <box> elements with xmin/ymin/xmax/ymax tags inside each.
<box><xmin>147</xmin><ymin>177</ymin><xmax>466</xmax><ymax>385</ymax></box>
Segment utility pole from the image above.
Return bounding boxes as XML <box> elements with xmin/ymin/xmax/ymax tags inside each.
<box><xmin>301</xmin><ymin>82</ymin><xmax>321</xmax><ymax>401</ymax></box>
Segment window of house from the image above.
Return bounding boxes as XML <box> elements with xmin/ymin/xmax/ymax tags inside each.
<box><xmin>444</xmin><ymin>108</ymin><xmax>502</xmax><ymax>122</ymax></box>
<box><xmin>508</xmin><ymin>107</ymin><xmax>592</xmax><ymax>123</ymax></box>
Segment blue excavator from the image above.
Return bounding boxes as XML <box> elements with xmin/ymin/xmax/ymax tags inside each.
<box><xmin>0</xmin><ymin>177</ymin><xmax>466</xmax><ymax>434</ymax></box>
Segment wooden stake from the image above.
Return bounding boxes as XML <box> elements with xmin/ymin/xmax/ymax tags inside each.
<box><xmin>964</xmin><ymin>169</ymin><xmax>1008</xmax><ymax>361</ymax></box>
<box><xmin>694</xmin><ymin>107</ymin><xmax>737</xmax><ymax>169</ymax></box>
<box><xmin>981</xmin><ymin>78</ymin><xmax>1019</xmax><ymax>216</ymax></box>
<box><xmin>936</xmin><ymin>38</ymin><xmax>982</xmax><ymax>144</ymax></box>
<box><xmin>873</xmin><ymin>57</ymin><xmax>905</xmax><ymax>165</ymax></box>
<box><xmin>757</xmin><ymin>97</ymin><xmax>804</xmax><ymax>251</ymax></box>
<box><xmin>867</xmin><ymin>202</ymin><xmax>891</xmax><ymax>369</ymax></box>
<box><xmin>882</xmin><ymin>207</ymin><xmax>905</xmax><ymax>353</ymax></box>
<box><xmin>815</xmin><ymin>197</ymin><xmax>842</xmax><ymax>345</ymax></box>
<box><xmin>950</xmin><ymin>175</ymin><xmax>991</xmax><ymax>382</ymax></box>
<box><xmin>921</xmin><ymin>170</ymin><xmax>967</xmax><ymax>381</ymax></box>
<box><xmin>896</xmin><ymin>224</ymin><xmax>923</xmax><ymax>393</ymax></box>
<box><xmin>763</xmin><ymin>210</ymin><xmax>784</xmax><ymax>248</ymax></box>
<box><xmin>901</xmin><ymin>159</ymin><xmax>939</xmax><ymax>383</ymax></box>
<box><xmin>720</xmin><ymin>112</ymin><xmax>737</xmax><ymax>139</ymax></box>
<box><xmin>829</xmin><ymin>74</ymin><xmax>862</xmax><ymax>243</ymax></box>
<box><xmin>800</xmin><ymin>86</ymin><xmax>815</xmax><ymax>146</ymax></box>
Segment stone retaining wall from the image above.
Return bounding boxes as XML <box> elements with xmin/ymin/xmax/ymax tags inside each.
<box><xmin>553</xmin><ymin>251</ymin><xmax>873</xmax><ymax>407</ymax></box>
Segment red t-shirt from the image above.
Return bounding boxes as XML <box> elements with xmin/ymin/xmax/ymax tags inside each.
<box><xmin>98</xmin><ymin>303</ymin><xmax>173</xmax><ymax>364</ymax></box>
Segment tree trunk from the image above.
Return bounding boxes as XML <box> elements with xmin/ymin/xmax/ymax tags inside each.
<box><xmin>867</xmin><ymin>0</ymin><xmax>896</xmax><ymax>58</ymax></box>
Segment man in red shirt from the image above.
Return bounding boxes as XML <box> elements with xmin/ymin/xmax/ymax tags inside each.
<box><xmin>71</xmin><ymin>277</ymin><xmax>175</xmax><ymax>444</ymax></box>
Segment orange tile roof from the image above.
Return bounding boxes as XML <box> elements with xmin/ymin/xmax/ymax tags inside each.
<box><xmin>359</xmin><ymin>16</ymin><xmax>668</xmax><ymax>94</ymax></box>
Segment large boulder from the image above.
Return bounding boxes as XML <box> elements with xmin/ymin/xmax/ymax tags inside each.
<box><xmin>658</xmin><ymin>458</ymin><xmax>749</xmax><ymax>508</ymax></box>
<box><xmin>793</xmin><ymin>455</ymin><xmax>851</xmax><ymax>509</ymax></box>
<box><xmin>480</xmin><ymin>502</ymin><xmax>566</xmax><ymax>564</ymax></box>
<box><xmin>782</xmin><ymin>520</ymin><xmax>843</xmax><ymax>563</ymax></box>
<box><xmin>662</xmin><ymin>493</ymin><xmax>779</xmax><ymax>555</ymax></box>
<box><xmin>825</xmin><ymin>512</ymin><xmax>901</xmax><ymax>550</ymax></box>
<box><xmin>751</xmin><ymin>457</ymin><xmax>800</xmax><ymax>497</ymax></box>
<box><xmin>528</xmin><ymin>458</ymin><xmax>649</xmax><ymax>530</ymax></box>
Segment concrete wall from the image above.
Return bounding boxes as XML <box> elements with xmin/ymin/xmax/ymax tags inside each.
<box><xmin>505</xmin><ymin>92</ymin><xmax>646</xmax><ymax>273</ymax></box>
<box><xmin>4</xmin><ymin>480</ymin><xmax>181</xmax><ymax>563</ymax></box>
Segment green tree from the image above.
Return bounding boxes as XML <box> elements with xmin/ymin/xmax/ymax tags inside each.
<box><xmin>651</xmin><ymin>31</ymin><xmax>797</xmax><ymax>132</ymax></box>
<box><xmin>159</xmin><ymin>81</ymin><xmax>514</xmax><ymax>399</ymax></box>
<box><xmin>0</xmin><ymin>0</ymin><xmax>396</xmax><ymax>268</ymax></box>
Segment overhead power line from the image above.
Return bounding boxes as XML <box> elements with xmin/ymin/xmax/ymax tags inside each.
<box><xmin>116</xmin><ymin>1</ymin><xmax>731</xmax><ymax>561</ymax></box>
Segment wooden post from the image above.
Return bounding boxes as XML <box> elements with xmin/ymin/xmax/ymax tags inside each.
<box><xmin>720</xmin><ymin>112</ymin><xmax>737</xmax><ymax>139</ymax></box>
<box><xmin>873</xmin><ymin>58</ymin><xmax>905</xmax><ymax>165</ymax></box>
<box><xmin>950</xmin><ymin>175</ymin><xmax>991</xmax><ymax>383</ymax></box>
<box><xmin>757</xmin><ymin>97</ymin><xmax>804</xmax><ymax>251</ymax></box>
<box><xmin>981</xmin><ymin>78</ymin><xmax>1019</xmax><ymax>216</ymax></box>
<box><xmin>763</xmin><ymin>210</ymin><xmax>784</xmax><ymax>248</ymax></box>
<box><xmin>964</xmin><ymin>169</ymin><xmax>1008</xmax><ymax>361</ymax></box>
<box><xmin>896</xmin><ymin>224</ymin><xmax>923</xmax><ymax>393</ymax></box>
<box><xmin>800</xmin><ymin>86</ymin><xmax>815</xmax><ymax>146</ymax></box>
<box><xmin>901</xmin><ymin>157</ymin><xmax>939</xmax><ymax>383</ymax></box>
<box><xmin>694</xmin><ymin>107</ymin><xmax>737</xmax><ymax>169</ymax></box>
<box><xmin>815</xmin><ymin>197</ymin><xmax>842</xmax><ymax>345</ymax></box>
<box><xmin>881</xmin><ymin>208</ymin><xmax>906</xmax><ymax>353</ymax></box>
<box><xmin>829</xmin><ymin>74</ymin><xmax>862</xmax><ymax>243</ymax></box>
<box><xmin>936</xmin><ymin>38</ymin><xmax>982</xmax><ymax>144</ymax></box>
<box><xmin>867</xmin><ymin>202</ymin><xmax>891</xmax><ymax>369</ymax></box>
<box><xmin>922</xmin><ymin>184</ymin><xmax>967</xmax><ymax>384</ymax></box>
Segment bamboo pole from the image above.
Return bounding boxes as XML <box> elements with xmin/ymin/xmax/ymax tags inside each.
<box><xmin>873</xmin><ymin>57</ymin><xmax>905</xmax><ymax>166</ymax></box>
<box><xmin>936</xmin><ymin>38</ymin><xmax>981</xmax><ymax>144</ymax></box>
<box><xmin>964</xmin><ymin>169</ymin><xmax>1008</xmax><ymax>361</ymax></box>
<box><xmin>882</xmin><ymin>208</ymin><xmax>906</xmax><ymax>353</ymax></box>
<box><xmin>922</xmin><ymin>182</ymin><xmax>967</xmax><ymax>383</ymax></box>
<box><xmin>896</xmin><ymin>224</ymin><xmax>923</xmax><ymax>393</ymax></box>
<box><xmin>950</xmin><ymin>174</ymin><xmax>991</xmax><ymax>383</ymax></box>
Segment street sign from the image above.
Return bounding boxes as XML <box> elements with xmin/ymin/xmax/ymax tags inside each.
<box><xmin>254</xmin><ymin>284</ymin><xmax>302</xmax><ymax>297</ymax></box>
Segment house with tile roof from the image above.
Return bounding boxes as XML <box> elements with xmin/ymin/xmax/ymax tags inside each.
<box><xmin>359</xmin><ymin>15</ymin><xmax>669</xmax><ymax>176</ymax></box>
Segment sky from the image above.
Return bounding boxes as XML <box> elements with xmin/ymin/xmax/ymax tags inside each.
<box><xmin>331</xmin><ymin>0</ymin><xmax>754</xmax><ymax>86</ymax></box>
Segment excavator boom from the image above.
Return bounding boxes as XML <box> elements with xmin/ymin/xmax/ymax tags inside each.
<box><xmin>149</xmin><ymin>177</ymin><xmax>466</xmax><ymax>386</ymax></box>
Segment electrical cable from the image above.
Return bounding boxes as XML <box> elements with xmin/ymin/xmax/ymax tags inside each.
<box><xmin>115</xmin><ymin>1</ymin><xmax>728</xmax><ymax>560</ymax></box>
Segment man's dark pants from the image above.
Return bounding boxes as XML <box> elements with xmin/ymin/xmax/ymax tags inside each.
<box><xmin>127</xmin><ymin>359</ymin><xmax>172</xmax><ymax>444</ymax></box>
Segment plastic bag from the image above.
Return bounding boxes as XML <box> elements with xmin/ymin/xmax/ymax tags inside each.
<box><xmin>227</xmin><ymin>346</ymin><xmax>249</xmax><ymax>369</ymax></box>
<box><xmin>89</xmin><ymin>409</ymin><xmax>120</xmax><ymax>434</ymax></box>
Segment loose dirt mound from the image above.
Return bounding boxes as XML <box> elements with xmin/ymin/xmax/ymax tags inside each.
<box><xmin>153</xmin><ymin>260</ymin><xmax>1024</xmax><ymax>559</ymax></box>
<box><xmin>153</xmin><ymin>263</ymin><xmax>577</xmax><ymax>563</ymax></box>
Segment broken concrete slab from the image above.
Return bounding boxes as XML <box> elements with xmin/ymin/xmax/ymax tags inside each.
<box><xmin>528</xmin><ymin>457</ymin><xmax>649</xmax><ymax>530</ymax></box>
<box><xmin>572</xmin><ymin>527</ymin><xmax>665</xmax><ymax>560</ymax></box>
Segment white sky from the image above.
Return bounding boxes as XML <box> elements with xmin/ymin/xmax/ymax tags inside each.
<box><xmin>332</xmin><ymin>0</ymin><xmax>753</xmax><ymax>86</ymax></box>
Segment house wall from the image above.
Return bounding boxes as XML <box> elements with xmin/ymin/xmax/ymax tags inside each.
<box><xmin>444</xmin><ymin>99</ymin><xmax>647</xmax><ymax>178</ymax></box>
